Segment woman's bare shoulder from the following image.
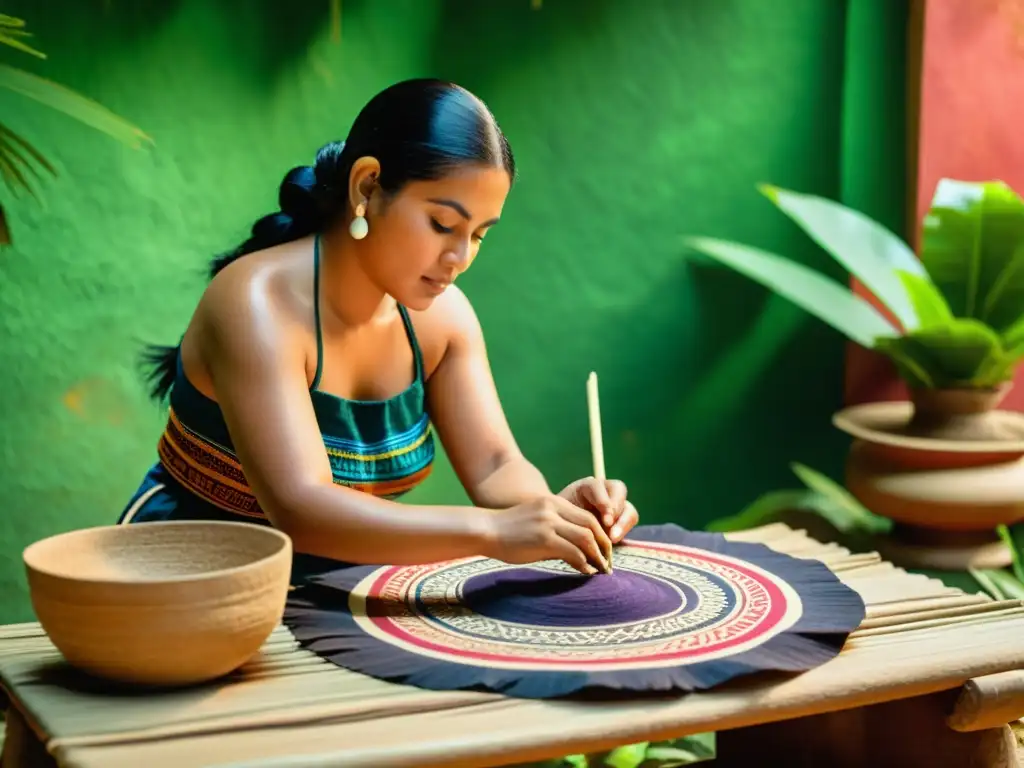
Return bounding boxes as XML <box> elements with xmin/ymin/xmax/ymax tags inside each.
<box><xmin>187</xmin><ymin>242</ymin><xmax>316</xmax><ymax>386</ymax></box>
<box><xmin>406</xmin><ymin>284</ymin><xmax>484</xmax><ymax>377</ymax></box>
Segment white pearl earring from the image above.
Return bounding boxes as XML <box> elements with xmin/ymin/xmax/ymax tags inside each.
<box><xmin>349</xmin><ymin>203</ymin><xmax>368</xmax><ymax>240</ymax></box>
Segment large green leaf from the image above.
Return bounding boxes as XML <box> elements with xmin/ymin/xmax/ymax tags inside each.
<box><xmin>0</xmin><ymin>64</ymin><xmax>150</xmax><ymax>147</ymax></box>
<box><xmin>982</xmin><ymin>335</ymin><xmax>1024</xmax><ymax>385</ymax></box>
<box><xmin>875</xmin><ymin>318</ymin><xmax>1007</xmax><ymax>388</ymax></box>
<box><xmin>873</xmin><ymin>336</ymin><xmax>935</xmax><ymax>388</ymax></box>
<box><xmin>1004</xmin><ymin>314</ymin><xmax>1024</xmax><ymax>349</ymax></box>
<box><xmin>706</xmin><ymin>465</ymin><xmax>891</xmax><ymax>536</ymax></box>
<box><xmin>896</xmin><ymin>270</ymin><xmax>953</xmax><ymax>327</ymax></box>
<box><xmin>706</xmin><ymin>489</ymin><xmax>816</xmax><ymax>533</ymax></box>
<box><xmin>789</xmin><ymin>462</ymin><xmax>891</xmax><ymax>534</ymax></box>
<box><xmin>684</xmin><ymin>236</ymin><xmax>899</xmax><ymax>348</ymax></box>
<box><xmin>921</xmin><ymin>178</ymin><xmax>1024</xmax><ymax>332</ymax></box>
<box><xmin>760</xmin><ymin>184</ymin><xmax>923</xmax><ymax>331</ymax></box>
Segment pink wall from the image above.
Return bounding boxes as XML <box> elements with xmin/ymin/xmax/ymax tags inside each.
<box><xmin>844</xmin><ymin>0</ymin><xmax>1024</xmax><ymax>410</ymax></box>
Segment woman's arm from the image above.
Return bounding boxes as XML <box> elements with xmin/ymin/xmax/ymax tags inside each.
<box><xmin>424</xmin><ymin>288</ymin><xmax>640</xmax><ymax>544</ymax></box>
<box><xmin>424</xmin><ymin>287</ymin><xmax>558</xmax><ymax>509</ymax></box>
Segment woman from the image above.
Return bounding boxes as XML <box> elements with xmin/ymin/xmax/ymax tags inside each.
<box><xmin>122</xmin><ymin>78</ymin><xmax>639</xmax><ymax>582</ymax></box>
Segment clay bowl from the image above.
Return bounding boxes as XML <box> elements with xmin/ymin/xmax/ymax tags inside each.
<box><xmin>23</xmin><ymin>520</ymin><xmax>292</xmax><ymax>687</ymax></box>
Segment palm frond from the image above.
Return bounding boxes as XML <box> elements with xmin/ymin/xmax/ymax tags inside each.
<box><xmin>0</xmin><ymin>64</ymin><xmax>151</xmax><ymax>147</ymax></box>
<box><xmin>0</xmin><ymin>14</ymin><xmax>46</xmax><ymax>59</ymax></box>
<box><xmin>0</xmin><ymin>122</ymin><xmax>56</xmax><ymax>197</ymax></box>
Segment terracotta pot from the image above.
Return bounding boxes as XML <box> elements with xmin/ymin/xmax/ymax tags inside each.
<box><xmin>833</xmin><ymin>391</ymin><xmax>1024</xmax><ymax>570</ymax></box>
<box><xmin>23</xmin><ymin>520</ymin><xmax>292</xmax><ymax>687</ymax></box>
<box><xmin>905</xmin><ymin>384</ymin><xmax>1016</xmax><ymax>441</ymax></box>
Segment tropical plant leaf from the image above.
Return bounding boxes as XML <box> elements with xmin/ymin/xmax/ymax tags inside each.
<box><xmin>0</xmin><ymin>64</ymin><xmax>150</xmax><ymax>147</ymax></box>
<box><xmin>0</xmin><ymin>121</ymin><xmax>56</xmax><ymax>197</ymax></box>
<box><xmin>0</xmin><ymin>14</ymin><xmax>30</xmax><ymax>29</ymax></box>
<box><xmin>980</xmin><ymin>568</ymin><xmax>1024</xmax><ymax>600</ymax></box>
<box><xmin>0</xmin><ymin>15</ymin><xmax>45</xmax><ymax>59</ymax></box>
<box><xmin>0</xmin><ymin>148</ymin><xmax>35</xmax><ymax>197</ymax></box>
<box><xmin>706</xmin><ymin>471</ymin><xmax>891</xmax><ymax>536</ymax></box>
<box><xmin>978</xmin><ymin>338</ymin><xmax>1024</xmax><ymax>387</ymax></box>
<box><xmin>789</xmin><ymin>462</ymin><xmax>892</xmax><ymax>534</ymax></box>
<box><xmin>0</xmin><ymin>204</ymin><xmax>10</xmax><ymax>245</ymax></box>
<box><xmin>759</xmin><ymin>184</ymin><xmax>924</xmax><ymax>331</ymax></box>
<box><xmin>642</xmin><ymin>734</ymin><xmax>716</xmax><ymax>766</ymax></box>
<box><xmin>705</xmin><ymin>490</ymin><xmax>816</xmax><ymax>533</ymax></box>
<box><xmin>641</xmin><ymin>747</ymin><xmax>704</xmax><ymax>766</ymax></box>
<box><xmin>875</xmin><ymin>318</ymin><xmax>1007</xmax><ymax>388</ymax></box>
<box><xmin>921</xmin><ymin>178</ymin><xmax>1024</xmax><ymax>332</ymax></box>
<box><xmin>997</xmin><ymin>524</ymin><xmax>1024</xmax><ymax>584</ymax></box>
<box><xmin>605</xmin><ymin>743</ymin><xmax>649</xmax><ymax>768</ymax></box>
<box><xmin>873</xmin><ymin>336</ymin><xmax>936</xmax><ymax>388</ymax></box>
<box><xmin>896</xmin><ymin>270</ymin><xmax>954</xmax><ymax>327</ymax></box>
<box><xmin>970</xmin><ymin>568</ymin><xmax>1008</xmax><ymax>600</ymax></box>
<box><xmin>0</xmin><ymin>15</ymin><xmax>46</xmax><ymax>59</ymax></box>
<box><xmin>684</xmin><ymin>236</ymin><xmax>900</xmax><ymax>348</ymax></box>
<box><xmin>982</xmin><ymin>241</ymin><xmax>1024</xmax><ymax>324</ymax></box>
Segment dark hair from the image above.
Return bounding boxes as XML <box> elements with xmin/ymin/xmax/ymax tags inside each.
<box><xmin>141</xmin><ymin>78</ymin><xmax>515</xmax><ymax>402</ymax></box>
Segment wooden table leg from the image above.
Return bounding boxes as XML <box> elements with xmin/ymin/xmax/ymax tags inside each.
<box><xmin>715</xmin><ymin>689</ymin><xmax>1020</xmax><ymax>768</ymax></box>
<box><xmin>0</xmin><ymin>708</ymin><xmax>57</xmax><ymax>768</ymax></box>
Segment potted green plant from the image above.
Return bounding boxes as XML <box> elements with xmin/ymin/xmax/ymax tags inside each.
<box><xmin>687</xmin><ymin>179</ymin><xmax>1024</xmax><ymax>435</ymax></box>
<box><xmin>685</xmin><ymin>179</ymin><xmax>1024</xmax><ymax>569</ymax></box>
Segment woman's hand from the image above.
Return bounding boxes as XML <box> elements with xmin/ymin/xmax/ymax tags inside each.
<box><xmin>557</xmin><ymin>477</ymin><xmax>639</xmax><ymax>544</ymax></box>
<box><xmin>486</xmin><ymin>496</ymin><xmax>613</xmax><ymax>575</ymax></box>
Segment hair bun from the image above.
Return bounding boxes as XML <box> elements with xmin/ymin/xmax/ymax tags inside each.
<box><xmin>277</xmin><ymin>165</ymin><xmax>322</xmax><ymax>227</ymax></box>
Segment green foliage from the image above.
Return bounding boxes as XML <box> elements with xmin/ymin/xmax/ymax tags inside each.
<box><xmin>684</xmin><ymin>236</ymin><xmax>898</xmax><ymax>349</ymax></box>
<box><xmin>531</xmin><ymin>734</ymin><xmax>716</xmax><ymax>768</ymax></box>
<box><xmin>873</xmin><ymin>318</ymin><xmax>1019</xmax><ymax>389</ymax></box>
<box><xmin>998</xmin><ymin>523</ymin><xmax>1024</xmax><ymax>585</ymax></box>
<box><xmin>922</xmin><ymin>179</ymin><xmax>1024</xmax><ymax>331</ymax></box>
<box><xmin>0</xmin><ymin>14</ymin><xmax>150</xmax><ymax>243</ymax></box>
<box><xmin>970</xmin><ymin>523</ymin><xmax>1024</xmax><ymax>600</ymax></box>
<box><xmin>685</xmin><ymin>179</ymin><xmax>1024</xmax><ymax>391</ymax></box>
<box><xmin>707</xmin><ymin>462</ymin><xmax>891</xmax><ymax>536</ymax></box>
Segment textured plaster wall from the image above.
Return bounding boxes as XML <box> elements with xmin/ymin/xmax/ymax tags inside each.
<box><xmin>0</xmin><ymin>0</ymin><xmax>899</xmax><ymax>622</ymax></box>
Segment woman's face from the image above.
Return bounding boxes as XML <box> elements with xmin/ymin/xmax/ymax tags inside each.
<box><xmin>356</xmin><ymin>162</ymin><xmax>512</xmax><ymax>310</ymax></box>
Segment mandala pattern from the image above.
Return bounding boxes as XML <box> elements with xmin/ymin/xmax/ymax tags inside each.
<box><xmin>284</xmin><ymin>525</ymin><xmax>866</xmax><ymax>699</ymax></box>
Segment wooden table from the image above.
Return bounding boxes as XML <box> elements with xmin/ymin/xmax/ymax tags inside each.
<box><xmin>3</xmin><ymin>523</ymin><xmax>1024</xmax><ymax>768</ymax></box>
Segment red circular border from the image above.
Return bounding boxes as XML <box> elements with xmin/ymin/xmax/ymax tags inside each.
<box><xmin>363</xmin><ymin>541</ymin><xmax>791</xmax><ymax>666</ymax></box>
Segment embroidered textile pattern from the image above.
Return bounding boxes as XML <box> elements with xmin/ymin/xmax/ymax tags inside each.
<box><xmin>284</xmin><ymin>525</ymin><xmax>866</xmax><ymax>699</ymax></box>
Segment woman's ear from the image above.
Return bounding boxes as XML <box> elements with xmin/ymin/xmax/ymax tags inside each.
<box><xmin>347</xmin><ymin>156</ymin><xmax>381</xmax><ymax>213</ymax></box>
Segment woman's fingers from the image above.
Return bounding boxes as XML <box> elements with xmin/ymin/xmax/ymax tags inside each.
<box><xmin>577</xmin><ymin>477</ymin><xmax>629</xmax><ymax>530</ymax></box>
<box><xmin>552</xmin><ymin>496</ymin><xmax>613</xmax><ymax>565</ymax></box>
<box><xmin>610</xmin><ymin>501</ymin><xmax>639</xmax><ymax>543</ymax></box>
<box><xmin>546</xmin><ymin>533</ymin><xmax>597</xmax><ymax>575</ymax></box>
<box><xmin>554</xmin><ymin>517</ymin><xmax>610</xmax><ymax>574</ymax></box>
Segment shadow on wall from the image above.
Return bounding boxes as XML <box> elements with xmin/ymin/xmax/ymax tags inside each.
<box><xmin>44</xmin><ymin>0</ymin><xmax>333</xmax><ymax>84</ymax></box>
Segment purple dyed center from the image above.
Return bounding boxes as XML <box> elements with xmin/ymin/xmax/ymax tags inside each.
<box><xmin>460</xmin><ymin>568</ymin><xmax>684</xmax><ymax>627</ymax></box>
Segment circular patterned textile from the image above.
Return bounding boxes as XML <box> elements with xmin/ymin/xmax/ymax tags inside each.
<box><xmin>283</xmin><ymin>525</ymin><xmax>865</xmax><ymax>699</ymax></box>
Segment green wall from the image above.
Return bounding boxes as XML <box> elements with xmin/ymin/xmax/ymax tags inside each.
<box><xmin>0</xmin><ymin>0</ymin><xmax>906</xmax><ymax>622</ymax></box>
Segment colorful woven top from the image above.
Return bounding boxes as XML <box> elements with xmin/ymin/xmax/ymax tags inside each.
<box><xmin>131</xmin><ymin>235</ymin><xmax>436</xmax><ymax>525</ymax></box>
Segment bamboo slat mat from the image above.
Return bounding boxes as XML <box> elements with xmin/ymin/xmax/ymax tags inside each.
<box><xmin>2</xmin><ymin>523</ymin><xmax>1024</xmax><ymax>768</ymax></box>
